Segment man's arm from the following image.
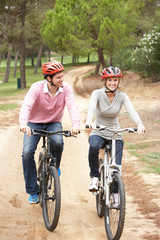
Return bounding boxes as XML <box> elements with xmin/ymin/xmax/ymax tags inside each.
<box><xmin>19</xmin><ymin>83</ymin><xmax>39</xmax><ymax>135</ymax></box>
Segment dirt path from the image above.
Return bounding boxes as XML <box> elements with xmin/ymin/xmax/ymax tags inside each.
<box><xmin>0</xmin><ymin>66</ymin><xmax>160</xmax><ymax>240</ymax></box>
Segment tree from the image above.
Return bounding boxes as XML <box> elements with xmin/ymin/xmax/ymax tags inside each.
<box><xmin>0</xmin><ymin>1</ymin><xmax>18</xmax><ymax>83</ymax></box>
<box><xmin>132</xmin><ymin>24</ymin><xmax>160</xmax><ymax>80</ymax></box>
<box><xmin>19</xmin><ymin>0</ymin><xmax>27</xmax><ymax>89</ymax></box>
<box><xmin>41</xmin><ymin>5</ymin><xmax>90</xmax><ymax>64</ymax></box>
<box><xmin>0</xmin><ymin>0</ymin><xmax>56</xmax><ymax>88</ymax></box>
<box><xmin>41</xmin><ymin>0</ymin><xmax>144</xmax><ymax>74</ymax></box>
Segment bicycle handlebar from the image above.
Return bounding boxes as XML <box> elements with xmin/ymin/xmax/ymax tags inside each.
<box><xmin>85</xmin><ymin>125</ymin><xmax>137</xmax><ymax>133</ymax></box>
<box><xmin>31</xmin><ymin>129</ymin><xmax>78</xmax><ymax>138</ymax></box>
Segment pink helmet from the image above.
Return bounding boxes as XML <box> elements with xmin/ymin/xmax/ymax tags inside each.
<box><xmin>101</xmin><ymin>66</ymin><xmax>122</xmax><ymax>79</ymax></box>
<box><xmin>41</xmin><ymin>61</ymin><xmax>64</xmax><ymax>76</ymax></box>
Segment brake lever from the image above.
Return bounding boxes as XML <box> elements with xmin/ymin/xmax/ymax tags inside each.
<box><xmin>31</xmin><ymin>129</ymin><xmax>40</xmax><ymax>135</ymax></box>
<box><xmin>64</xmin><ymin>133</ymin><xmax>77</xmax><ymax>138</ymax></box>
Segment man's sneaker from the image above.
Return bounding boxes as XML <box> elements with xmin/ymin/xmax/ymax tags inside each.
<box><xmin>58</xmin><ymin>167</ymin><xmax>61</xmax><ymax>177</ymax></box>
<box><xmin>89</xmin><ymin>177</ymin><xmax>99</xmax><ymax>192</ymax></box>
<box><xmin>28</xmin><ymin>194</ymin><xmax>39</xmax><ymax>204</ymax></box>
<box><xmin>112</xmin><ymin>193</ymin><xmax>119</xmax><ymax>208</ymax></box>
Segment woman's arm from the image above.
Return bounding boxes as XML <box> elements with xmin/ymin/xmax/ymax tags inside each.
<box><xmin>85</xmin><ymin>90</ymin><xmax>98</xmax><ymax>127</ymax></box>
<box><xmin>123</xmin><ymin>93</ymin><xmax>145</xmax><ymax>134</ymax></box>
<box><xmin>64</xmin><ymin>84</ymin><xmax>80</xmax><ymax>129</ymax></box>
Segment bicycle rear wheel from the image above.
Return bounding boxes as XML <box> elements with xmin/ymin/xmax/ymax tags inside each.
<box><xmin>96</xmin><ymin>159</ymin><xmax>105</xmax><ymax>218</ymax></box>
<box><xmin>43</xmin><ymin>166</ymin><xmax>61</xmax><ymax>231</ymax></box>
<box><xmin>104</xmin><ymin>172</ymin><xmax>126</xmax><ymax>240</ymax></box>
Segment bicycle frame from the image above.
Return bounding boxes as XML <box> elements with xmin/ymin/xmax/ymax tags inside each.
<box><xmin>97</xmin><ymin>127</ymin><xmax>137</xmax><ymax>207</ymax></box>
<box><xmin>41</xmin><ymin>135</ymin><xmax>54</xmax><ymax>202</ymax></box>
<box><xmin>103</xmin><ymin>133</ymin><xmax>121</xmax><ymax>207</ymax></box>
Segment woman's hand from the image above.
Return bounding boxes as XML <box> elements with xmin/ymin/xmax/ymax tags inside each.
<box><xmin>138</xmin><ymin>125</ymin><xmax>145</xmax><ymax>134</ymax></box>
<box><xmin>20</xmin><ymin>125</ymin><xmax>31</xmax><ymax>137</ymax></box>
<box><xmin>85</xmin><ymin>122</ymin><xmax>96</xmax><ymax>130</ymax></box>
<box><xmin>70</xmin><ymin>127</ymin><xmax>80</xmax><ymax>135</ymax></box>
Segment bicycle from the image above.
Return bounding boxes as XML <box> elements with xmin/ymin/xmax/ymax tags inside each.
<box><xmin>86</xmin><ymin>125</ymin><xmax>137</xmax><ymax>240</ymax></box>
<box><xmin>31</xmin><ymin>129</ymin><xmax>77</xmax><ymax>231</ymax></box>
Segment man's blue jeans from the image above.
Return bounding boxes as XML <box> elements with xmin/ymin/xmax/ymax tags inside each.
<box><xmin>22</xmin><ymin>122</ymin><xmax>64</xmax><ymax>194</ymax></box>
<box><xmin>88</xmin><ymin>135</ymin><xmax>124</xmax><ymax>178</ymax></box>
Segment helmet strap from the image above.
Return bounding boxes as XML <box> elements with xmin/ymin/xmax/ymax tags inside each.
<box><xmin>51</xmin><ymin>80</ymin><xmax>57</xmax><ymax>87</ymax></box>
<box><xmin>105</xmin><ymin>85</ymin><xmax>118</xmax><ymax>94</ymax></box>
<box><xmin>47</xmin><ymin>77</ymin><xmax>58</xmax><ymax>88</ymax></box>
<box><xmin>105</xmin><ymin>87</ymin><xmax>115</xmax><ymax>94</ymax></box>
<box><xmin>104</xmin><ymin>80</ymin><xmax>119</xmax><ymax>94</ymax></box>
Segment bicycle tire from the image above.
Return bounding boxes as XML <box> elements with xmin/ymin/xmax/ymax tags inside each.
<box><xmin>37</xmin><ymin>152</ymin><xmax>43</xmax><ymax>207</ymax></box>
<box><xmin>96</xmin><ymin>159</ymin><xmax>105</xmax><ymax>218</ymax></box>
<box><xmin>43</xmin><ymin>165</ymin><xmax>61</xmax><ymax>231</ymax></box>
<box><xmin>104</xmin><ymin>172</ymin><xmax>126</xmax><ymax>240</ymax></box>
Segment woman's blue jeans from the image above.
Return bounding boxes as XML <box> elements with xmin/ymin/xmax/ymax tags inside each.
<box><xmin>22</xmin><ymin>122</ymin><xmax>64</xmax><ymax>194</ymax></box>
<box><xmin>88</xmin><ymin>135</ymin><xmax>124</xmax><ymax>178</ymax></box>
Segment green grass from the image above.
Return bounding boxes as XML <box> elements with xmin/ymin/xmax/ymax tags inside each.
<box><xmin>82</xmin><ymin>70</ymin><xmax>95</xmax><ymax>78</ymax></box>
<box><xmin>0</xmin><ymin>103</ymin><xmax>19</xmax><ymax>111</ymax></box>
<box><xmin>0</xmin><ymin>54</ymin><xmax>98</xmax><ymax>69</ymax></box>
<box><xmin>126</xmin><ymin>142</ymin><xmax>160</xmax><ymax>174</ymax></box>
<box><xmin>0</xmin><ymin>64</ymin><xmax>73</xmax><ymax>98</ymax></box>
<box><xmin>125</xmin><ymin>142</ymin><xmax>152</xmax><ymax>149</ymax></box>
<box><xmin>0</xmin><ymin>54</ymin><xmax>98</xmax><ymax>99</ymax></box>
<box><xmin>155</xmin><ymin>118</ymin><xmax>160</xmax><ymax>123</ymax></box>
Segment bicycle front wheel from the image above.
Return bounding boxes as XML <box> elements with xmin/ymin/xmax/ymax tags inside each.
<box><xmin>104</xmin><ymin>172</ymin><xmax>126</xmax><ymax>240</ymax></box>
<box><xmin>43</xmin><ymin>166</ymin><xmax>61</xmax><ymax>231</ymax></box>
<box><xmin>96</xmin><ymin>159</ymin><xmax>105</xmax><ymax>218</ymax></box>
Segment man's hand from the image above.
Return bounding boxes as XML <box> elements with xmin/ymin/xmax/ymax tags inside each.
<box><xmin>20</xmin><ymin>125</ymin><xmax>31</xmax><ymax>137</ymax></box>
<box><xmin>70</xmin><ymin>127</ymin><xmax>80</xmax><ymax>135</ymax></box>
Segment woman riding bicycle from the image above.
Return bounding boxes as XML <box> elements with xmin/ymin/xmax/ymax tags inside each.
<box><xmin>85</xmin><ymin>66</ymin><xmax>145</xmax><ymax>192</ymax></box>
<box><xmin>19</xmin><ymin>61</ymin><xmax>80</xmax><ymax>204</ymax></box>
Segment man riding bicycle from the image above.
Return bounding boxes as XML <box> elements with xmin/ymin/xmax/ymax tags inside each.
<box><xmin>19</xmin><ymin>61</ymin><xmax>80</xmax><ymax>204</ymax></box>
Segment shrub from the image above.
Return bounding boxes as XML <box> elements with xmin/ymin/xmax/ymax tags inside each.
<box><xmin>131</xmin><ymin>25</ymin><xmax>160</xmax><ymax>81</ymax></box>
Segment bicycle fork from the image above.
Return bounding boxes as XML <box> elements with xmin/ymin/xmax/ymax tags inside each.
<box><xmin>104</xmin><ymin>136</ymin><xmax>122</xmax><ymax>207</ymax></box>
<box><xmin>40</xmin><ymin>136</ymin><xmax>47</xmax><ymax>202</ymax></box>
<box><xmin>104</xmin><ymin>151</ymin><xmax>110</xmax><ymax>207</ymax></box>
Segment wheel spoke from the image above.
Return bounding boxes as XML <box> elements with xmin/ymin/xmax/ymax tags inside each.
<box><xmin>43</xmin><ymin>166</ymin><xmax>61</xmax><ymax>231</ymax></box>
<box><xmin>105</xmin><ymin>172</ymin><xmax>125</xmax><ymax>240</ymax></box>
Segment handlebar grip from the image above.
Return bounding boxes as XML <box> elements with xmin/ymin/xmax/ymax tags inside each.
<box><xmin>133</xmin><ymin>128</ymin><xmax>137</xmax><ymax>132</ymax></box>
<box><xmin>128</xmin><ymin>128</ymin><xmax>137</xmax><ymax>133</ymax></box>
<box><xmin>31</xmin><ymin>129</ymin><xmax>39</xmax><ymax>135</ymax></box>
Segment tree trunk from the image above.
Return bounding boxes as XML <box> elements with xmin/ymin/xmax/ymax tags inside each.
<box><xmin>108</xmin><ymin>38</ymin><xmax>114</xmax><ymax>66</ymax></box>
<box><xmin>3</xmin><ymin>43</ymin><xmax>12</xmax><ymax>83</ymax></box>
<box><xmin>95</xmin><ymin>62</ymin><xmax>100</xmax><ymax>75</ymax></box>
<box><xmin>31</xmin><ymin>57</ymin><xmax>34</xmax><ymax>66</ymax></box>
<box><xmin>61</xmin><ymin>54</ymin><xmax>64</xmax><ymax>64</ymax></box>
<box><xmin>108</xmin><ymin>56</ymin><xmax>112</xmax><ymax>66</ymax></box>
<box><xmin>87</xmin><ymin>53</ymin><xmax>90</xmax><ymax>63</ymax></box>
<box><xmin>95</xmin><ymin>47</ymin><xmax>106</xmax><ymax>74</ymax></box>
<box><xmin>34</xmin><ymin>42</ymin><xmax>43</xmax><ymax>74</ymax></box>
<box><xmin>48</xmin><ymin>49</ymin><xmax>51</xmax><ymax>61</ymax></box>
<box><xmin>19</xmin><ymin>0</ymin><xmax>26</xmax><ymax>89</ymax></box>
<box><xmin>72</xmin><ymin>54</ymin><xmax>75</xmax><ymax>64</ymax></box>
<box><xmin>13</xmin><ymin>49</ymin><xmax>19</xmax><ymax>78</ymax></box>
<box><xmin>98</xmin><ymin>47</ymin><xmax>106</xmax><ymax>68</ymax></box>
